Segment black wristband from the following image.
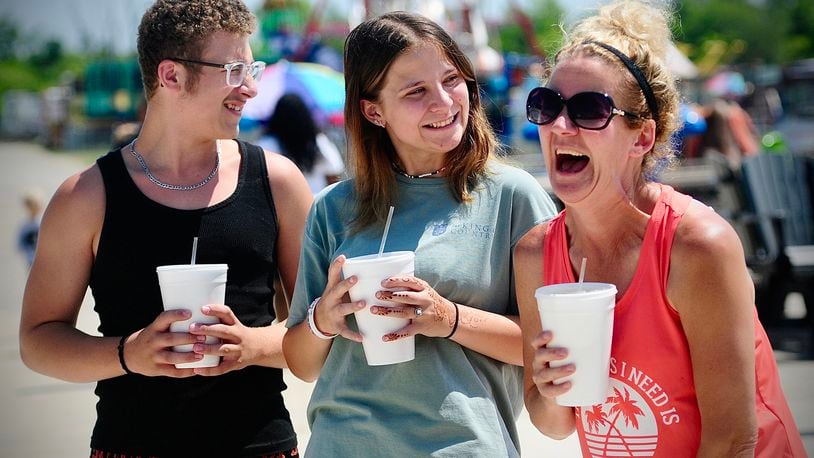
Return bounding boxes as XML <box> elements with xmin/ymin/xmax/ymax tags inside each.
<box><xmin>117</xmin><ymin>334</ymin><xmax>134</xmax><ymax>375</ymax></box>
<box><xmin>445</xmin><ymin>302</ymin><xmax>459</xmax><ymax>339</ymax></box>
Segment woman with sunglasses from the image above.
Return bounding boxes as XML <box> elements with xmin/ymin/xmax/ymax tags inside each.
<box><xmin>514</xmin><ymin>1</ymin><xmax>804</xmax><ymax>457</ymax></box>
<box><xmin>282</xmin><ymin>11</ymin><xmax>557</xmax><ymax>456</ymax></box>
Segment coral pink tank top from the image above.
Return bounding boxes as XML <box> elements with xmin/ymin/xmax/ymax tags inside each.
<box><xmin>543</xmin><ymin>185</ymin><xmax>805</xmax><ymax>457</ymax></box>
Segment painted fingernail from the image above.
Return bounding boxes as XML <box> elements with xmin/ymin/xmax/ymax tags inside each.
<box><xmin>196</xmin><ymin>335</ymin><xmax>206</xmax><ymax>342</ymax></box>
<box><xmin>541</xmin><ymin>331</ymin><xmax>552</xmax><ymax>339</ymax></box>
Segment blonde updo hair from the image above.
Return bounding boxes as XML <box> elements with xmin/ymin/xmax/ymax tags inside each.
<box><xmin>556</xmin><ymin>0</ymin><xmax>681</xmax><ymax>179</ymax></box>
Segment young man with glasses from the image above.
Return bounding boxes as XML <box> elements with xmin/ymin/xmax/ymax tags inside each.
<box><xmin>19</xmin><ymin>1</ymin><xmax>312</xmax><ymax>456</ymax></box>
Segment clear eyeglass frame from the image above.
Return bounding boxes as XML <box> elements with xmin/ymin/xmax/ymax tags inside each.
<box><xmin>170</xmin><ymin>57</ymin><xmax>266</xmax><ymax>87</ymax></box>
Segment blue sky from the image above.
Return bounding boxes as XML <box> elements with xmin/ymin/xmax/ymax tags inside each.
<box><xmin>2</xmin><ymin>0</ymin><xmax>599</xmax><ymax>55</ymax></box>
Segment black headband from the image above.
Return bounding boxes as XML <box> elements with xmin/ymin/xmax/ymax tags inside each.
<box><xmin>586</xmin><ymin>41</ymin><xmax>659</xmax><ymax>126</ymax></box>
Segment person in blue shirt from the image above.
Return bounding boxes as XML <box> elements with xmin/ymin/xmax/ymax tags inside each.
<box><xmin>17</xmin><ymin>190</ymin><xmax>43</xmax><ymax>268</ymax></box>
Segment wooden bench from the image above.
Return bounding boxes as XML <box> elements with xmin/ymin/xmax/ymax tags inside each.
<box><xmin>739</xmin><ymin>153</ymin><xmax>814</xmax><ymax>339</ymax></box>
<box><xmin>661</xmin><ymin>154</ymin><xmax>741</xmax><ymax>219</ymax></box>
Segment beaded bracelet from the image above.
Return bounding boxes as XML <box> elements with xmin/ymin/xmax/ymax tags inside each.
<box><xmin>445</xmin><ymin>302</ymin><xmax>459</xmax><ymax>339</ymax></box>
<box><xmin>117</xmin><ymin>334</ymin><xmax>134</xmax><ymax>375</ymax></box>
<box><xmin>307</xmin><ymin>297</ymin><xmax>338</xmax><ymax>340</ymax></box>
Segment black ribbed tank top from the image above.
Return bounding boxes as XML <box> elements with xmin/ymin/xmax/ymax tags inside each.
<box><xmin>89</xmin><ymin>140</ymin><xmax>296</xmax><ymax>456</ymax></box>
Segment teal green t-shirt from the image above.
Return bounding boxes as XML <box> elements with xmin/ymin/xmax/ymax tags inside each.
<box><xmin>288</xmin><ymin>161</ymin><xmax>557</xmax><ymax>457</ymax></box>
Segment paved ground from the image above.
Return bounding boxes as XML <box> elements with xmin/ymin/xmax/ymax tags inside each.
<box><xmin>0</xmin><ymin>140</ymin><xmax>810</xmax><ymax>456</ymax></box>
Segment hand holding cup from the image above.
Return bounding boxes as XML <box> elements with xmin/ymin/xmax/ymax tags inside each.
<box><xmin>119</xmin><ymin>309</ymin><xmax>205</xmax><ymax>377</ymax></box>
<box><xmin>529</xmin><ymin>330</ymin><xmax>577</xmax><ymax>401</ymax></box>
<box><xmin>156</xmin><ymin>264</ymin><xmax>228</xmax><ymax>369</ymax></box>
<box><xmin>371</xmin><ymin>275</ymin><xmax>457</xmax><ymax>340</ymax></box>
<box><xmin>311</xmin><ymin>255</ymin><xmax>366</xmax><ymax>342</ymax></box>
<box><xmin>187</xmin><ymin>303</ymin><xmax>274</xmax><ymax>375</ymax></box>
<box><xmin>341</xmin><ymin>251</ymin><xmax>417</xmax><ymax>365</ymax></box>
<box><xmin>534</xmin><ymin>282</ymin><xmax>616</xmax><ymax>406</ymax></box>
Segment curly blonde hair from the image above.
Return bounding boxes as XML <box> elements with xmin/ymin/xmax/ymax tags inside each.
<box><xmin>555</xmin><ymin>0</ymin><xmax>681</xmax><ymax>179</ymax></box>
<box><xmin>137</xmin><ymin>0</ymin><xmax>257</xmax><ymax>99</ymax></box>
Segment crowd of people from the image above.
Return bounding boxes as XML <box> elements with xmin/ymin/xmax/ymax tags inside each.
<box><xmin>18</xmin><ymin>0</ymin><xmax>806</xmax><ymax>457</ymax></box>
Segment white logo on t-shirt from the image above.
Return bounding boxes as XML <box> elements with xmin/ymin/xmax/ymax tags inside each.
<box><xmin>577</xmin><ymin>359</ymin><xmax>682</xmax><ymax>457</ymax></box>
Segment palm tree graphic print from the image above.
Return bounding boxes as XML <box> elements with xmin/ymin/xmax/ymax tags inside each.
<box><xmin>581</xmin><ymin>382</ymin><xmax>659</xmax><ymax>457</ymax></box>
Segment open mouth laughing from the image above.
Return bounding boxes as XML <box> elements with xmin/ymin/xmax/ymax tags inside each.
<box><xmin>555</xmin><ymin>149</ymin><xmax>590</xmax><ymax>174</ymax></box>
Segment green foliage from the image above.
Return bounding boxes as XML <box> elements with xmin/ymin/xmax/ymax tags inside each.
<box><xmin>533</xmin><ymin>0</ymin><xmax>566</xmax><ymax>58</ymax></box>
<box><xmin>496</xmin><ymin>0</ymin><xmax>564</xmax><ymax>58</ymax></box>
<box><xmin>497</xmin><ymin>0</ymin><xmax>812</xmax><ymax>67</ymax></box>
<box><xmin>0</xmin><ymin>60</ymin><xmax>41</xmax><ymax>94</ymax></box>
<box><xmin>255</xmin><ymin>0</ymin><xmax>314</xmax><ymax>62</ymax></box>
<box><xmin>0</xmin><ymin>53</ymin><xmax>89</xmax><ymax>95</ymax></box>
<box><xmin>785</xmin><ymin>0</ymin><xmax>814</xmax><ymax>60</ymax></box>
<box><xmin>676</xmin><ymin>0</ymin><xmax>813</xmax><ymax>65</ymax></box>
<box><xmin>28</xmin><ymin>40</ymin><xmax>64</xmax><ymax>68</ymax></box>
<box><xmin>0</xmin><ymin>18</ymin><xmax>18</xmax><ymax>60</ymax></box>
<box><xmin>0</xmin><ymin>18</ymin><xmax>91</xmax><ymax>99</ymax></box>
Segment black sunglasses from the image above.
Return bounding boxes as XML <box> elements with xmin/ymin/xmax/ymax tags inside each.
<box><xmin>526</xmin><ymin>87</ymin><xmax>643</xmax><ymax>130</ymax></box>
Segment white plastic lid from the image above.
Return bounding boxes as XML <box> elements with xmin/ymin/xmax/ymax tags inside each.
<box><xmin>156</xmin><ymin>264</ymin><xmax>228</xmax><ymax>272</ymax></box>
<box><xmin>342</xmin><ymin>251</ymin><xmax>415</xmax><ymax>266</ymax></box>
<box><xmin>534</xmin><ymin>282</ymin><xmax>617</xmax><ymax>299</ymax></box>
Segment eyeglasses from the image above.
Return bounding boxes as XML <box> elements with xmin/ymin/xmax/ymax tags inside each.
<box><xmin>170</xmin><ymin>57</ymin><xmax>266</xmax><ymax>87</ymax></box>
<box><xmin>526</xmin><ymin>87</ymin><xmax>643</xmax><ymax>130</ymax></box>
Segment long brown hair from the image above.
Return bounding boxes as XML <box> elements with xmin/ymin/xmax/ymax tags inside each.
<box><xmin>343</xmin><ymin>11</ymin><xmax>497</xmax><ymax>230</ymax></box>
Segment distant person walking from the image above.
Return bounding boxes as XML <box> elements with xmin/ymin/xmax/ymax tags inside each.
<box><xmin>258</xmin><ymin>93</ymin><xmax>345</xmax><ymax>194</ymax></box>
<box><xmin>41</xmin><ymin>86</ymin><xmax>71</xmax><ymax>150</ymax></box>
<box><xmin>16</xmin><ymin>189</ymin><xmax>43</xmax><ymax>268</ymax></box>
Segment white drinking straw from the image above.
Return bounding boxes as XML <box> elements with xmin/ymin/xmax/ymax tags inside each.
<box><xmin>191</xmin><ymin>237</ymin><xmax>199</xmax><ymax>265</ymax></box>
<box><xmin>377</xmin><ymin>206</ymin><xmax>395</xmax><ymax>257</ymax></box>
<box><xmin>578</xmin><ymin>257</ymin><xmax>587</xmax><ymax>287</ymax></box>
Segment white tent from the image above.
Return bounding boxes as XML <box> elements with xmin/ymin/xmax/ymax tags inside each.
<box><xmin>667</xmin><ymin>42</ymin><xmax>699</xmax><ymax>80</ymax></box>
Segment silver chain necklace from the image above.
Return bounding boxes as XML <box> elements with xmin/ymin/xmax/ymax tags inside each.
<box><xmin>392</xmin><ymin>162</ymin><xmax>447</xmax><ymax>179</ymax></box>
<box><xmin>128</xmin><ymin>138</ymin><xmax>220</xmax><ymax>191</ymax></box>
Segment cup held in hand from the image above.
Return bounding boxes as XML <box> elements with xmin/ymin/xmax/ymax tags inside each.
<box><xmin>156</xmin><ymin>264</ymin><xmax>228</xmax><ymax>369</ymax></box>
<box><xmin>341</xmin><ymin>251</ymin><xmax>416</xmax><ymax>366</ymax></box>
<box><xmin>535</xmin><ymin>282</ymin><xmax>617</xmax><ymax>406</ymax></box>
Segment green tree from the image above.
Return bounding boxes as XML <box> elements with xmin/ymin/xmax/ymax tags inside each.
<box><xmin>0</xmin><ymin>18</ymin><xmax>18</xmax><ymax>60</ymax></box>
<box><xmin>496</xmin><ymin>0</ymin><xmax>565</xmax><ymax>58</ymax></box>
<box><xmin>782</xmin><ymin>0</ymin><xmax>814</xmax><ymax>60</ymax></box>
<box><xmin>29</xmin><ymin>40</ymin><xmax>64</xmax><ymax>69</ymax></box>
<box><xmin>677</xmin><ymin>0</ymin><xmax>811</xmax><ymax>65</ymax></box>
